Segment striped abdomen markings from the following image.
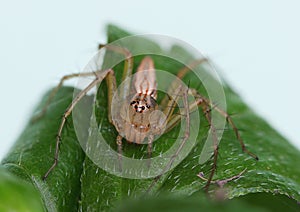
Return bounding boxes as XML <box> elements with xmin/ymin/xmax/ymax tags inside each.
<box><xmin>134</xmin><ymin>56</ymin><xmax>157</xmax><ymax>98</ymax></box>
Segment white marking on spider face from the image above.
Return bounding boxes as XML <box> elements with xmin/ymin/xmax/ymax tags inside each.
<box><xmin>136</xmin><ymin>102</ymin><xmax>147</xmax><ymax>112</ymax></box>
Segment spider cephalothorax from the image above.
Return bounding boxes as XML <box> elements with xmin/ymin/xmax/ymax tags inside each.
<box><xmin>115</xmin><ymin>94</ymin><xmax>160</xmax><ymax>144</ymax></box>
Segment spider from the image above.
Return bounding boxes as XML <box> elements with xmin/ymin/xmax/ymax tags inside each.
<box><xmin>38</xmin><ymin>44</ymin><xmax>258</xmax><ymax>192</ymax></box>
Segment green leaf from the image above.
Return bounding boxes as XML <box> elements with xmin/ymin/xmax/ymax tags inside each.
<box><xmin>112</xmin><ymin>192</ymin><xmax>300</xmax><ymax>212</ymax></box>
<box><xmin>0</xmin><ymin>167</ymin><xmax>44</xmax><ymax>212</ymax></box>
<box><xmin>113</xmin><ymin>194</ymin><xmax>269</xmax><ymax>212</ymax></box>
<box><xmin>1</xmin><ymin>87</ymin><xmax>91</xmax><ymax>211</ymax></box>
<box><xmin>2</xmin><ymin>24</ymin><xmax>300</xmax><ymax>211</ymax></box>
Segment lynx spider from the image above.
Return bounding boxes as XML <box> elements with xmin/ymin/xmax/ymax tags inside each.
<box><xmin>38</xmin><ymin>44</ymin><xmax>258</xmax><ymax>192</ymax></box>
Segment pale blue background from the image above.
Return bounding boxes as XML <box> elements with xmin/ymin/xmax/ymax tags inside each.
<box><xmin>0</xmin><ymin>0</ymin><xmax>299</xmax><ymax>159</ymax></box>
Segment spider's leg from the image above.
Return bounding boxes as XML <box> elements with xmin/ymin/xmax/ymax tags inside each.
<box><xmin>197</xmin><ymin>94</ymin><xmax>219</xmax><ymax>192</ymax></box>
<box><xmin>159</xmin><ymin>87</ymin><xmax>258</xmax><ymax>192</ymax></box>
<box><xmin>116</xmin><ymin>135</ymin><xmax>123</xmax><ymax>171</ymax></box>
<box><xmin>164</xmin><ymin>87</ymin><xmax>224</xmax><ymax>192</ymax></box>
<box><xmin>187</xmin><ymin>88</ymin><xmax>258</xmax><ymax>192</ymax></box>
<box><xmin>31</xmin><ymin>72</ymin><xmax>98</xmax><ymax>123</ymax></box>
<box><xmin>100</xmin><ymin>44</ymin><xmax>133</xmax><ymax>99</ymax></box>
<box><xmin>105</xmin><ymin>68</ymin><xmax>118</xmax><ymax>123</ymax></box>
<box><xmin>146</xmin><ymin>134</ymin><xmax>154</xmax><ymax>167</ymax></box>
<box><xmin>104</xmin><ymin>67</ymin><xmax>125</xmax><ymax>168</ymax></box>
<box><xmin>198</xmin><ymin>168</ymin><xmax>247</xmax><ymax>189</ymax></box>
<box><xmin>165</xmin><ymin>88</ymin><xmax>258</xmax><ymax>159</ymax></box>
<box><xmin>100</xmin><ymin>46</ymin><xmax>132</xmax><ymax>169</ymax></box>
<box><xmin>146</xmin><ymin>84</ymin><xmax>190</xmax><ymax>193</ymax></box>
<box><xmin>163</xmin><ymin>96</ymin><xmax>199</xmax><ymax>133</ymax></box>
<box><xmin>42</xmin><ymin>69</ymin><xmax>115</xmax><ymax>180</ymax></box>
<box><xmin>188</xmin><ymin>88</ymin><xmax>259</xmax><ymax>160</ymax></box>
<box><xmin>147</xmin><ymin>135</ymin><xmax>153</xmax><ymax>158</ymax></box>
<box><xmin>211</xmin><ymin>101</ymin><xmax>259</xmax><ymax>160</ymax></box>
<box><xmin>160</xmin><ymin>57</ymin><xmax>207</xmax><ymax>108</ymax></box>
<box><xmin>161</xmin><ymin>73</ymin><xmax>194</xmax><ymax>125</ymax></box>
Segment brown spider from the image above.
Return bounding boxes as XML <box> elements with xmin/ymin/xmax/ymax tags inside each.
<box><xmin>38</xmin><ymin>44</ymin><xmax>258</xmax><ymax>192</ymax></box>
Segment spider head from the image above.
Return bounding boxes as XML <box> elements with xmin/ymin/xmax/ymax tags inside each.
<box><xmin>114</xmin><ymin>93</ymin><xmax>166</xmax><ymax>144</ymax></box>
<box><xmin>130</xmin><ymin>94</ymin><xmax>157</xmax><ymax>113</ymax></box>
